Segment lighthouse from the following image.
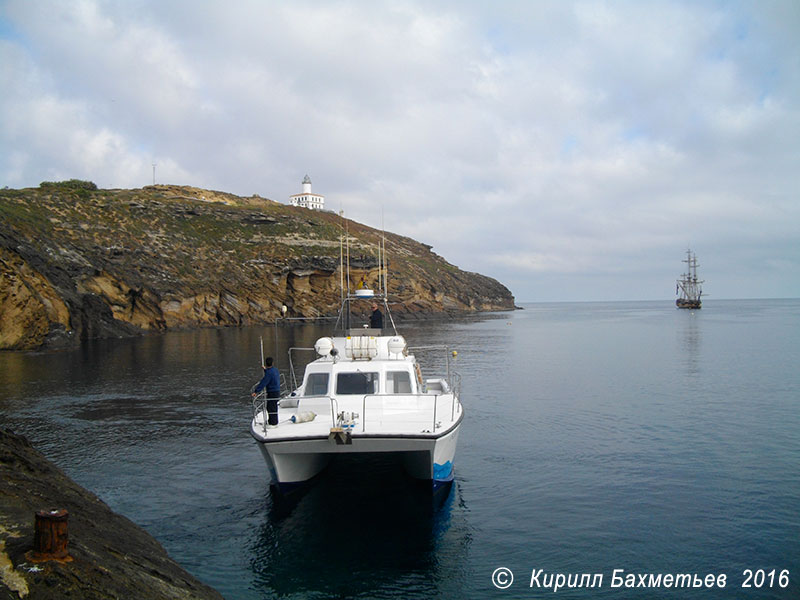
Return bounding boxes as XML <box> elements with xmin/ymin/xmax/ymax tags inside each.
<box><xmin>289</xmin><ymin>174</ymin><xmax>325</xmax><ymax>210</ymax></box>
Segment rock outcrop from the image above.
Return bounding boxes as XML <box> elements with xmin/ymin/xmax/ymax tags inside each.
<box><xmin>0</xmin><ymin>428</ymin><xmax>224</xmax><ymax>599</ymax></box>
<box><xmin>0</xmin><ymin>183</ymin><xmax>515</xmax><ymax>350</ymax></box>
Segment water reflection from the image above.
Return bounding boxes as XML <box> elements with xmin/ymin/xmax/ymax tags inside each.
<box><xmin>249</xmin><ymin>454</ymin><xmax>465</xmax><ymax>598</ymax></box>
<box><xmin>676</xmin><ymin>310</ymin><xmax>702</xmax><ymax>377</ymax></box>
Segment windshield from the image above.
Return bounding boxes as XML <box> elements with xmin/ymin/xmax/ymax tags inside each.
<box><xmin>336</xmin><ymin>372</ymin><xmax>379</xmax><ymax>395</ymax></box>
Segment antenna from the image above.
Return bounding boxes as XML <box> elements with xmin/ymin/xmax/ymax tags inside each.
<box><xmin>382</xmin><ymin>223</ymin><xmax>396</xmax><ymax>332</ymax></box>
<box><xmin>152</xmin><ymin>163</ymin><xmax>156</xmax><ymax>185</ymax></box>
<box><xmin>376</xmin><ymin>215</ymin><xmax>382</xmax><ymax>295</ymax></box>
<box><xmin>345</xmin><ymin>214</ymin><xmax>351</xmax><ymax>330</ymax></box>
<box><xmin>381</xmin><ymin>206</ymin><xmax>387</xmax><ymax>297</ymax></box>
<box><xmin>345</xmin><ymin>217</ymin><xmax>351</xmax><ymax>296</ymax></box>
<box><xmin>339</xmin><ymin>208</ymin><xmax>345</xmax><ymax>306</ymax></box>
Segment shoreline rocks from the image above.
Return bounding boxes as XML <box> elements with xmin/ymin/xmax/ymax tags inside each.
<box><xmin>0</xmin><ymin>428</ymin><xmax>224</xmax><ymax>599</ymax></box>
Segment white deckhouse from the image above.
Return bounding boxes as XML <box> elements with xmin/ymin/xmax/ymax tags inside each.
<box><xmin>289</xmin><ymin>174</ymin><xmax>325</xmax><ymax>210</ymax></box>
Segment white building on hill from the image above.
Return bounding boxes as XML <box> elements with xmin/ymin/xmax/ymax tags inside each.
<box><xmin>289</xmin><ymin>174</ymin><xmax>325</xmax><ymax>210</ymax></box>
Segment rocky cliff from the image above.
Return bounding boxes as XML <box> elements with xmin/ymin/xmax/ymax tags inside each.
<box><xmin>0</xmin><ymin>182</ymin><xmax>515</xmax><ymax>351</ymax></box>
<box><xmin>0</xmin><ymin>428</ymin><xmax>224</xmax><ymax>599</ymax></box>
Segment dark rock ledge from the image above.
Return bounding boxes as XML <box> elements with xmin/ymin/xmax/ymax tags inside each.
<box><xmin>0</xmin><ymin>428</ymin><xmax>224</xmax><ymax>599</ymax></box>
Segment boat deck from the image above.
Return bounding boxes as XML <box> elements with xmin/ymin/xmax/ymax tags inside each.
<box><xmin>252</xmin><ymin>391</ymin><xmax>462</xmax><ymax>442</ymax></box>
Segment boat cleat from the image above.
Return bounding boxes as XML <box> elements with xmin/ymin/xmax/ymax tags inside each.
<box><xmin>328</xmin><ymin>427</ymin><xmax>352</xmax><ymax>445</ymax></box>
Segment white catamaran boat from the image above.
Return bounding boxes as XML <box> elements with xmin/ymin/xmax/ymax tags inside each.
<box><xmin>676</xmin><ymin>249</ymin><xmax>704</xmax><ymax>309</ymax></box>
<box><xmin>250</xmin><ymin>288</ymin><xmax>463</xmax><ymax>494</ymax></box>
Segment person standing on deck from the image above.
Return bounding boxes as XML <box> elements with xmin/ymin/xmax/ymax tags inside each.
<box><xmin>370</xmin><ymin>302</ymin><xmax>384</xmax><ymax>329</ymax></box>
<box><xmin>252</xmin><ymin>357</ymin><xmax>281</xmax><ymax>426</ymax></box>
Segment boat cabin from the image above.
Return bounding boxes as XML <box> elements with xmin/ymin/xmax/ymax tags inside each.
<box><xmin>296</xmin><ymin>333</ymin><xmax>424</xmax><ymax>398</ymax></box>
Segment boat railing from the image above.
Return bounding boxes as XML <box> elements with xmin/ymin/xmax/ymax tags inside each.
<box><xmin>408</xmin><ymin>344</ymin><xmax>459</xmax><ymax>388</ymax></box>
<box><xmin>250</xmin><ymin>372</ymin><xmax>290</xmax><ymax>428</ymax></box>
<box><xmin>445</xmin><ymin>371</ymin><xmax>462</xmax><ymax>417</ymax></box>
<box><xmin>251</xmin><ymin>391</ymin><xmax>267</xmax><ymax>432</ymax></box>
<box><xmin>424</xmin><ymin>369</ymin><xmax>461</xmax><ymax>399</ymax></box>
<box><xmin>422</xmin><ymin>369</ymin><xmax>461</xmax><ymax>421</ymax></box>
<box><xmin>288</xmin><ymin>347</ymin><xmax>316</xmax><ymax>390</ymax></box>
<box><xmin>288</xmin><ymin>395</ymin><xmax>341</xmax><ymax>429</ymax></box>
<box><xmin>359</xmin><ymin>391</ymin><xmax>460</xmax><ymax>433</ymax></box>
<box><xmin>253</xmin><ymin>392</ymin><xmax>340</xmax><ymax>433</ymax></box>
<box><xmin>288</xmin><ymin>393</ymin><xmax>453</xmax><ymax>432</ymax></box>
<box><xmin>255</xmin><ymin>390</ymin><xmax>460</xmax><ymax>435</ymax></box>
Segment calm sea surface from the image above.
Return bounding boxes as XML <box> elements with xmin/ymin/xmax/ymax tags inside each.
<box><xmin>1</xmin><ymin>299</ymin><xmax>799</xmax><ymax>599</ymax></box>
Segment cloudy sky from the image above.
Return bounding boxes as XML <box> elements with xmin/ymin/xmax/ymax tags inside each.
<box><xmin>2</xmin><ymin>1</ymin><xmax>798</xmax><ymax>302</ymax></box>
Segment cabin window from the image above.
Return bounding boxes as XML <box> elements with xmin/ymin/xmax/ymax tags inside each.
<box><xmin>305</xmin><ymin>373</ymin><xmax>329</xmax><ymax>396</ymax></box>
<box><xmin>336</xmin><ymin>372</ymin><xmax>379</xmax><ymax>395</ymax></box>
<box><xmin>386</xmin><ymin>371</ymin><xmax>412</xmax><ymax>394</ymax></box>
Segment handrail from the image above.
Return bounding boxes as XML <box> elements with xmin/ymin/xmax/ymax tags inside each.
<box><xmin>288</xmin><ymin>347</ymin><xmax>316</xmax><ymax>390</ymax></box>
<box><xmin>407</xmin><ymin>345</ymin><xmax>451</xmax><ymax>350</ymax></box>
<box><xmin>359</xmin><ymin>392</ymin><xmax>449</xmax><ymax>433</ymax></box>
<box><xmin>290</xmin><ymin>394</ymin><xmax>339</xmax><ymax>428</ymax></box>
<box><xmin>449</xmin><ymin>371</ymin><xmax>462</xmax><ymax>399</ymax></box>
<box><xmin>451</xmin><ymin>371</ymin><xmax>462</xmax><ymax>420</ymax></box>
<box><xmin>408</xmin><ymin>344</ymin><xmax>456</xmax><ymax>386</ymax></box>
<box><xmin>273</xmin><ymin>315</ymin><xmax>336</xmax><ymax>361</ymax></box>
<box><xmin>254</xmin><ymin>390</ymin><xmax>460</xmax><ymax>436</ymax></box>
<box><xmin>251</xmin><ymin>372</ymin><xmax>292</xmax><ymax>434</ymax></box>
<box><xmin>253</xmin><ymin>393</ymin><xmax>340</xmax><ymax>430</ymax></box>
<box><xmin>330</xmin><ymin>397</ymin><xmax>339</xmax><ymax>428</ymax></box>
<box><xmin>252</xmin><ymin>390</ymin><xmax>268</xmax><ymax>434</ymax></box>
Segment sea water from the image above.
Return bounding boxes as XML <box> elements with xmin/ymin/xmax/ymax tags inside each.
<box><xmin>1</xmin><ymin>299</ymin><xmax>798</xmax><ymax>599</ymax></box>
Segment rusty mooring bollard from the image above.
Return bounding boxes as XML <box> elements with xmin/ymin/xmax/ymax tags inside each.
<box><xmin>32</xmin><ymin>508</ymin><xmax>70</xmax><ymax>560</ymax></box>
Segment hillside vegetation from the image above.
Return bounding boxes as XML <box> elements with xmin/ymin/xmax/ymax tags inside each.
<box><xmin>0</xmin><ymin>182</ymin><xmax>515</xmax><ymax>350</ymax></box>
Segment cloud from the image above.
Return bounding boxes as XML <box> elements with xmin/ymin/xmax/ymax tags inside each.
<box><xmin>1</xmin><ymin>0</ymin><xmax>798</xmax><ymax>300</ymax></box>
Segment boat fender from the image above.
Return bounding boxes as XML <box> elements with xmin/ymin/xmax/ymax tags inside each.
<box><xmin>290</xmin><ymin>411</ymin><xmax>317</xmax><ymax>424</ymax></box>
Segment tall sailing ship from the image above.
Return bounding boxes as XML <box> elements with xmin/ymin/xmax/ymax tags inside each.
<box><xmin>676</xmin><ymin>249</ymin><xmax>703</xmax><ymax>309</ymax></box>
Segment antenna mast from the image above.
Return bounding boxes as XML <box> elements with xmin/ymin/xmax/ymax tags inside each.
<box><xmin>381</xmin><ymin>207</ymin><xmax>387</xmax><ymax>297</ymax></box>
<box><xmin>339</xmin><ymin>209</ymin><xmax>345</xmax><ymax>306</ymax></box>
<box><xmin>345</xmin><ymin>218</ymin><xmax>351</xmax><ymax>296</ymax></box>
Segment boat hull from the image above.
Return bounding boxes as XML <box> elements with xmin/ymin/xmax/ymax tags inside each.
<box><xmin>676</xmin><ymin>298</ymin><xmax>702</xmax><ymax>309</ymax></box>
<box><xmin>253</xmin><ymin>417</ymin><xmax>462</xmax><ymax>493</ymax></box>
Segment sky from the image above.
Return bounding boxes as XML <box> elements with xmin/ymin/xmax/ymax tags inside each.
<box><xmin>1</xmin><ymin>0</ymin><xmax>798</xmax><ymax>302</ymax></box>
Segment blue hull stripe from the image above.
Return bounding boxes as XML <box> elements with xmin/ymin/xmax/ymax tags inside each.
<box><xmin>433</xmin><ymin>460</ymin><xmax>453</xmax><ymax>480</ymax></box>
<box><xmin>432</xmin><ymin>462</ymin><xmax>454</xmax><ymax>494</ymax></box>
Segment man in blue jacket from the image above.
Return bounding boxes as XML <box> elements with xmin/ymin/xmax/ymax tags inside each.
<box><xmin>252</xmin><ymin>357</ymin><xmax>281</xmax><ymax>426</ymax></box>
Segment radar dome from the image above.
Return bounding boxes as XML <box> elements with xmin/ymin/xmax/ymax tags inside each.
<box><xmin>314</xmin><ymin>337</ymin><xmax>334</xmax><ymax>357</ymax></box>
<box><xmin>387</xmin><ymin>336</ymin><xmax>407</xmax><ymax>356</ymax></box>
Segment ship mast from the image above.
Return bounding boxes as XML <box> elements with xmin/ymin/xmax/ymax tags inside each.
<box><xmin>676</xmin><ymin>249</ymin><xmax>704</xmax><ymax>308</ymax></box>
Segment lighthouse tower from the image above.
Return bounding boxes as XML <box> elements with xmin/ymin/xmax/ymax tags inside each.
<box><xmin>289</xmin><ymin>174</ymin><xmax>325</xmax><ymax>210</ymax></box>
